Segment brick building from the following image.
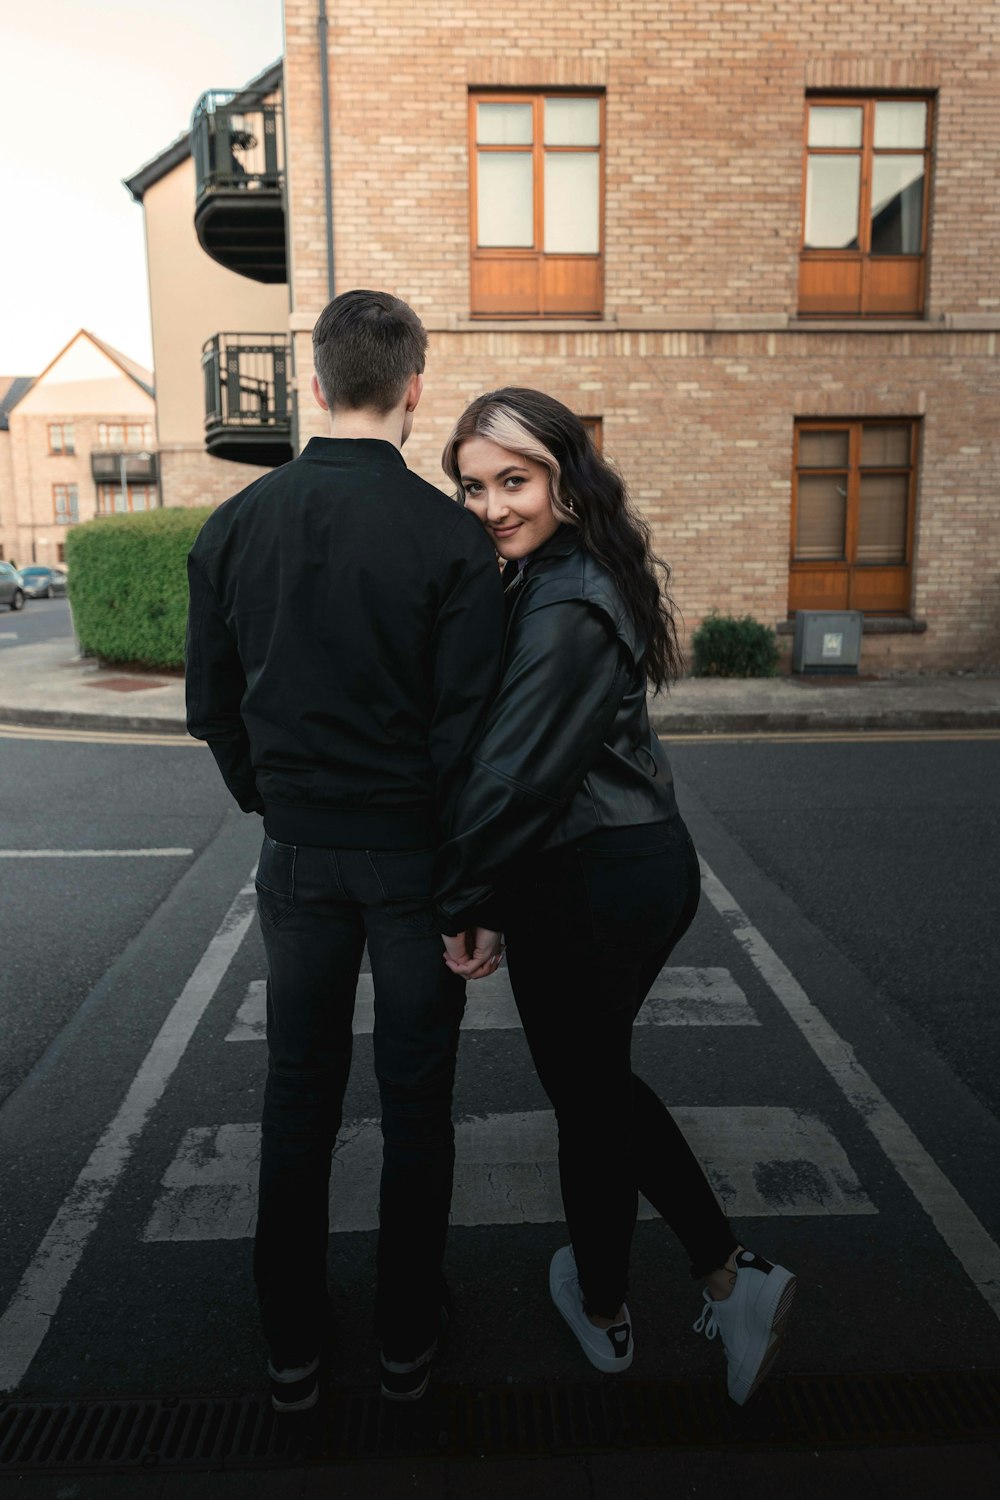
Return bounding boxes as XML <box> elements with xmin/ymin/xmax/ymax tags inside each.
<box><xmin>0</xmin><ymin>332</ymin><xmax>156</xmax><ymax>569</ymax></box>
<box><xmin>144</xmin><ymin>2</ymin><xmax>1000</xmax><ymax>670</ymax></box>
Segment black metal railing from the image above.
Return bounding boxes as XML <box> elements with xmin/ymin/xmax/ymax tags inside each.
<box><xmin>191</xmin><ymin>91</ymin><xmax>284</xmax><ymax>198</ymax></box>
<box><xmin>90</xmin><ymin>450</ymin><xmax>158</xmax><ymax>483</ymax></box>
<box><xmin>201</xmin><ymin>334</ymin><xmax>292</xmax><ymax>466</ymax></box>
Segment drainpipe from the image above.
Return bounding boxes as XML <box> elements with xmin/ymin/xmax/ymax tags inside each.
<box><xmin>318</xmin><ymin>0</ymin><xmax>335</xmax><ymax>299</ymax></box>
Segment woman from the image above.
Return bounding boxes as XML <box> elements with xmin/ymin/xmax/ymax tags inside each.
<box><xmin>433</xmin><ymin>389</ymin><xmax>795</xmax><ymax>1405</ymax></box>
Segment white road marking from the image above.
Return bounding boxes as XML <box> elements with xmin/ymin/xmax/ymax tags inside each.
<box><xmin>141</xmin><ymin>1106</ymin><xmax>874</xmax><ymax>1243</ymax></box>
<box><xmin>699</xmin><ymin>857</ymin><xmax>1000</xmax><ymax>1322</ymax></box>
<box><xmin>225</xmin><ymin>966</ymin><xmax>757</xmax><ymax>1042</ymax></box>
<box><xmin>0</xmin><ymin>849</ymin><xmax>194</xmax><ymax>859</ymax></box>
<box><xmin>0</xmin><ymin>632</ymin><xmax>18</xmax><ymax>640</ymax></box>
<box><xmin>660</xmin><ymin>730</ymin><xmax>1000</xmax><ymax>744</ymax></box>
<box><xmin>0</xmin><ymin>875</ymin><xmax>258</xmax><ymax>1394</ymax></box>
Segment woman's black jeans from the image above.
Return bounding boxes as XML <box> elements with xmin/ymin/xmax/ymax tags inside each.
<box><xmin>253</xmin><ymin>835</ymin><xmax>466</xmax><ymax>1366</ymax></box>
<box><xmin>502</xmin><ymin>817</ymin><xmax>738</xmax><ymax>1318</ymax></box>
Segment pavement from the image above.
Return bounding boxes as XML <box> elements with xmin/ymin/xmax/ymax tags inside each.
<box><xmin>3</xmin><ymin>635</ymin><xmax>1000</xmax><ymax>735</ymax></box>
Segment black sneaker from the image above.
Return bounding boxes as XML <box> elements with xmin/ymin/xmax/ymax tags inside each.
<box><xmin>268</xmin><ymin>1353</ymin><xmax>320</xmax><ymax>1412</ymax></box>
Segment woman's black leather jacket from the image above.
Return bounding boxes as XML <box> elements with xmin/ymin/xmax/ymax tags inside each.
<box><xmin>433</xmin><ymin>525</ymin><xmax>679</xmax><ymax>934</ymax></box>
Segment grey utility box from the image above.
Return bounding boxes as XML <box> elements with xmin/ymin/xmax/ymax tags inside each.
<box><xmin>791</xmin><ymin>610</ymin><xmax>864</xmax><ymax>674</ymax></box>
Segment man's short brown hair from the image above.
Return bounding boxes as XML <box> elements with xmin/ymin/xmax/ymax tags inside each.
<box><xmin>312</xmin><ymin>289</ymin><xmax>428</xmax><ymax>414</ymax></box>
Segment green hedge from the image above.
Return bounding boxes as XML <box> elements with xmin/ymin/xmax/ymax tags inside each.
<box><xmin>65</xmin><ymin>508</ymin><xmax>212</xmax><ymax>669</ymax></box>
<box><xmin>691</xmin><ymin>612</ymin><xmax>780</xmax><ymax>678</ymax></box>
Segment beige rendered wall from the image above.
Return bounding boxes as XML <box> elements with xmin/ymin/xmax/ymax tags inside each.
<box><xmin>9</xmin><ymin>339</ymin><xmax>156</xmax><ymax>566</ymax></box>
<box><xmin>283</xmin><ymin>0</ymin><xmax>1000</xmax><ymax>671</ymax></box>
<box><xmin>142</xmin><ymin>154</ymin><xmax>288</xmax><ymax>507</ymax></box>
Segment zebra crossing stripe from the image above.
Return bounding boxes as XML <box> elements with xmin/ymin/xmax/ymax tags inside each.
<box><xmin>141</xmin><ymin>1105</ymin><xmax>874</xmax><ymax>1243</ymax></box>
<box><xmin>224</xmin><ymin>966</ymin><xmax>758</xmax><ymax>1042</ymax></box>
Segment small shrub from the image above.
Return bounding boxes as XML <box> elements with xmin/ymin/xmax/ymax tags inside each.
<box><xmin>65</xmin><ymin>508</ymin><xmax>213</xmax><ymax>669</ymax></box>
<box><xmin>691</xmin><ymin>612</ymin><xmax>780</xmax><ymax>678</ymax></box>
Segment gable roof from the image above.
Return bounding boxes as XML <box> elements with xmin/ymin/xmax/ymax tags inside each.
<box><xmin>0</xmin><ymin>376</ymin><xmax>36</xmax><ymax>431</ymax></box>
<box><xmin>84</xmin><ymin>332</ymin><xmax>155</xmax><ymax>397</ymax></box>
<box><xmin>25</xmin><ymin>331</ymin><xmax>154</xmax><ymax>401</ymax></box>
<box><xmin>124</xmin><ymin>58</ymin><xmax>283</xmax><ymax>203</ymax></box>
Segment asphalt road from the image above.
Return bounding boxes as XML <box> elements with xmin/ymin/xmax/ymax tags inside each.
<box><xmin>1</xmin><ymin>726</ymin><xmax>998</xmax><ymax>1412</ymax></box>
<box><xmin>0</xmin><ymin>594</ymin><xmax>74</xmax><ymax>649</ymax></box>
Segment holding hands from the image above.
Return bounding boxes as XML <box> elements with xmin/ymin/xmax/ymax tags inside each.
<box><xmin>443</xmin><ymin>927</ymin><xmax>504</xmax><ymax>982</ymax></box>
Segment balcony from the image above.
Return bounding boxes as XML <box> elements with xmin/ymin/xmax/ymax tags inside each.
<box><xmin>191</xmin><ymin>90</ymin><xmax>286</xmax><ymax>282</ymax></box>
<box><xmin>202</xmin><ymin>333</ymin><xmax>292</xmax><ymax>467</ymax></box>
<box><xmin>90</xmin><ymin>450</ymin><xmax>158</xmax><ymax>483</ymax></box>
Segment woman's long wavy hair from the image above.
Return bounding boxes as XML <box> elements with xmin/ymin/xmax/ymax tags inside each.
<box><xmin>442</xmin><ymin>387</ymin><xmax>683</xmax><ymax>691</ymax></box>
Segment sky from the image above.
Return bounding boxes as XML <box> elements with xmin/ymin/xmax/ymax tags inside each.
<box><xmin>0</xmin><ymin>0</ymin><xmax>283</xmax><ymax>378</ymax></box>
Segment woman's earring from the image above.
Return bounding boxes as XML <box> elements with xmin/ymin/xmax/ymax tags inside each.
<box><xmin>566</xmin><ymin>499</ymin><xmax>576</xmax><ymax>514</ymax></box>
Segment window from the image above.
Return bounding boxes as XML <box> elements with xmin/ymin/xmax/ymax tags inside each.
<box><xmin>54</xmin><ymin>484</ymin><xmax>80</xmax><ymax>524</ymax></box>
<box><xmin>97</xmin><ymin>421</ymin><xmax>153</xmax><ymax>448</ymax></box>
<box><xmin>469</xmin><ymin>91</ymin><xmax>604</xmax><ymax>317</ymax></box>
<box><xmin>799</xmin><ymin>96</ymin><xmax>933</xmax><ymax>317</ymax></box>
<box><xmin>790</xmin><ymin>419</ymin><xmax>918</xmax><ymax>615</ymax></box>
<box><xmin>580</xmin><ymin>416</ymin><xmax>603</xmax><ymax>454</ymax></box>
<box><xmin>49</xmin><ymin>423</ymin><xmax>75</xmax><ymax>454</ymax></box>
<box><xmin>97</xmin><ymin>483</ymin><xmax>157</xmax><ymax>514</ymax></box>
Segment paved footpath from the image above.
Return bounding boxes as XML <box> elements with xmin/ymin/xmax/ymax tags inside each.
<box><xmin>3</xmin><ymin>634</ymin><xmax>1000</xmax><ymax>735</ymax></box>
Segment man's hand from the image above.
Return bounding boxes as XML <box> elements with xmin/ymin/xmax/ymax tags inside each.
<box><xmin>443</xmin><ymin>928</ymin><xmax>503</xmax><ymax>981</ymax></box>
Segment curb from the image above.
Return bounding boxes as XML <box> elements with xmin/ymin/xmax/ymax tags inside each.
<box><xmin>3</xmin><ymin>705</ymin><xmax>999</xmax><ymax>737</ymax></box>
<box><xmin>648</xmin><ymin>708</ymin><xmax>1000</xmax><ymax>734</ymax></box>
<box><xmin>0</xmin><ymin>707</ymin><xmax>191</xmax><ymax>736</ymax></box>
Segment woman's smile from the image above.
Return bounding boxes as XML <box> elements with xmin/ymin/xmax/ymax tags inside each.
<box><xmin>457</xmin><ymin>435</ymin><xmax>560</xmax><ymax>560</ymax></box>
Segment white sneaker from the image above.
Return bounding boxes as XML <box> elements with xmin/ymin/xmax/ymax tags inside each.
<box><xmin>693</xmin><ymin>1248</ymin><xmax>796</xmax><ymax>1405</ymax></box>
<box><xmin>549</xmin><ymin>1246</ymin><xmax>633</xmax><ymax>1373</ymax></box>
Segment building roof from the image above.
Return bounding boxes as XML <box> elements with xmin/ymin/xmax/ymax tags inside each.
<box><xmin>0</xmin><ymin>376</ymin><xmax>36</xmax><ymax>431</ymax></box>
<box><xmin>20</xmin><ymin>331</ymin><xmax>154</xmax><ymax>403</ymax></box>
<box><xmin>123</xmin><ymin>58</ymin><xmax>283</xmax><ymax>203</ymax></box>
<box><xmin>83</xmin><ymin>332</ymin><xmax>155</xmax><ymax>397</ymax></box>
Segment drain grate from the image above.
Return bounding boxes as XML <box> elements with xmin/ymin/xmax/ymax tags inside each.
<box><xmin>2</xmin><ymin>1370</ymin><xmax>999</xmax><ymax>1473</ymax></box>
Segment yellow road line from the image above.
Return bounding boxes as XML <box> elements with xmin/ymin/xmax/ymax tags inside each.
<box><xmin>0</xmin><ymin>723</ymin><xmax>199</xmax><ymax>748</ymax></box>
<box><xmin>659</xmin><ymin>728</ymin><xmax>1000</xmax><ymax>745</ymax></box>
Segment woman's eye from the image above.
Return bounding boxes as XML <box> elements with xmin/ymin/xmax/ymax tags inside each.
<box><xmin>504</xmin><ymin>477</ymin><xmax>524</xmax><ymax>490</ymax></box>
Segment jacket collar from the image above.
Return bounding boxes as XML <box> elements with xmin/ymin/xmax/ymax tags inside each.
<box><xmin>502</xmin><ymin>524</ymin><xmax>581</xmax><ymax>594</ymax></box>
<box><xmin>300</xmin><ymin>436</ymin><xmax>406</xmax><ymax>469</ymax></box>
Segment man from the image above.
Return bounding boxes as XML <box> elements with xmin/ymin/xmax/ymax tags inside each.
<box><xmin>186</xmin><ymin>290</ymin><xmax>504</xmax><ymax>1410</ymax></box>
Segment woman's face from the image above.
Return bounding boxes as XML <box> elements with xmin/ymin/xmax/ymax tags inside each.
<box><xmin>457</xmin><ymin>435</ymin><xmax>560</xmax><ymax>561</ymax></box>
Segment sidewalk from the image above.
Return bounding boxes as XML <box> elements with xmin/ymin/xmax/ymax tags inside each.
<box><xmin>2</xmin><ymin>636</ymin><xmax>1000</xmax><ymax>735</ymax></box>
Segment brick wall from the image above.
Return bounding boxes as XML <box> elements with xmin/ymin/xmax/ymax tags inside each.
<box><xmin>158</xmin><ymin>446</ymin><xmax>275</xmax><ymax>510</ymax></box>
<box><xmin>282</xmin><ymin>0</ymin><xmax>1000</xmax><ymax>671</ymax></box>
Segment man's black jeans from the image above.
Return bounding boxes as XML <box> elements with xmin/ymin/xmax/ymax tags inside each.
<box><xmin>253</xmin><ymin>835</ymin><xmax>465</xmax><ymax>1365</ymax></box>
<box><xmin>502</xmin><ymin>817</ymin><xmax>738</xmax><ymax>1318</ymax></box>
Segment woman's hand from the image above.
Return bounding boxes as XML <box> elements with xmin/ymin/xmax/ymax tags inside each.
<box><xmin>443</xmin><ymin>928</ymin><xmax>504</xmax><ymax>982</ymax></box>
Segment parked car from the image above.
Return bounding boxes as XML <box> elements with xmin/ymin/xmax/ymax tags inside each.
<box><xmin>0</xmin><ymin>561</ymin><xmax>25</xmax><ymax>611</ymax></box>
<box><xmin>18</xmin><ymin>565</ymin><xmax>68</xmax><ymax>599</ymax></box>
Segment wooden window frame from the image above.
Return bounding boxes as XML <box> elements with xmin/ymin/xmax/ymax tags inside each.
<box><xmin>468</xmin><ymin>90</ymin><xmax>605</xmax><ymax>319</ymax></box>
<box><xmin>789</xmin><ymin>418</ymin><xmax>919</xmax><ymax>616</ymax></box>
<box><xmin>97</xmin><ymin>482</ymin><xmax>157</xmax><ymax>515</ymax></box>
<box><xmin>580</xmin><ymin>416</ymin><xmax>603</xmax><ymax>454</ymax></box>
<box><xmin>53</xmin><ymin>483</ymin><xmax>80</xmax><ymax>525</ymax></box>
<box><xmin>48</xmin><ymin>423</ymin><xmax>75</xmax><ymax>455</ymax></box>
<box><xmin>799</xmin><ymin>94</ymin><xmax>934</xmax><ymax>318</ymax></box>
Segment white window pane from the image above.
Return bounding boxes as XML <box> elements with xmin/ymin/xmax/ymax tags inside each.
<box><xmin>874</xmin><ymin>101</ymin><xmax>927</xmax><ymax>149</ymax></box>
<box><xmin>477</xmin><ymin>151</ymin><xmax>534</xmax><ymax>247</ymax></box>
<box><xmin>544</xmin><ymin>97</ymin><xmax>600</xmax><ymax>146</ymax></box>
<box><xmin>477</xmin><ymin>103</ymin><xmax>532</xmax><ymax>145</ymax></box>
<box><xmin>805</xmin><ymin>156</ymin><xmax>861</xmax><ymax>249</ymax></box>
<box><xmin>544</xmin><ymin>151</ymin><xmax>599</xmax><ymax>253</ymax></box>
<box><xmin>808</xmin><ymin>105</ymin><xmax>863</xmax><ymax>148</ymax></box>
